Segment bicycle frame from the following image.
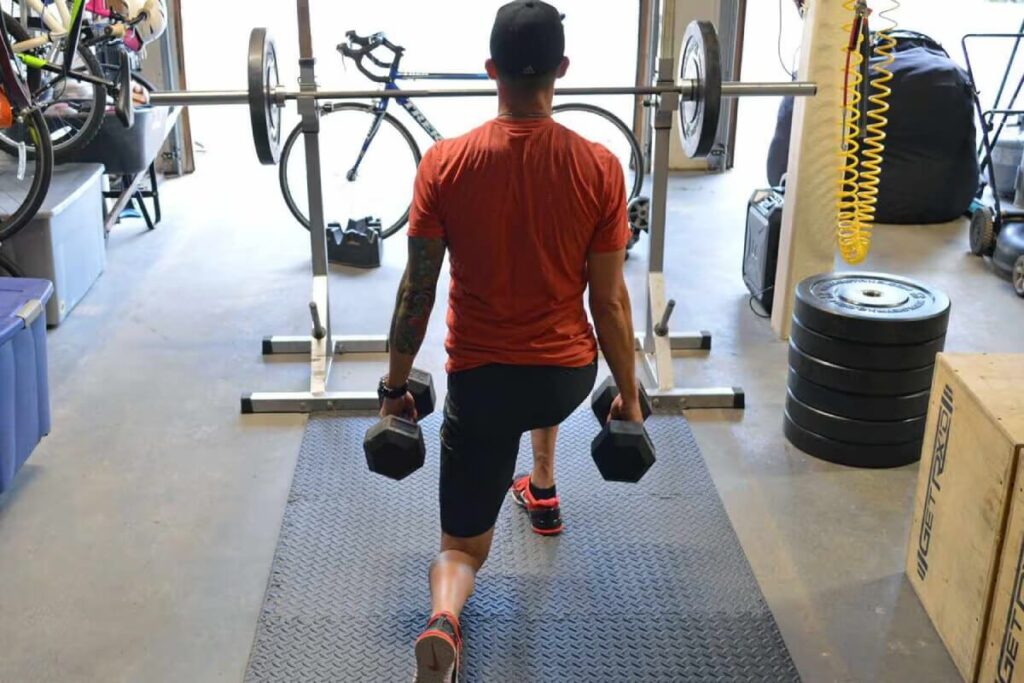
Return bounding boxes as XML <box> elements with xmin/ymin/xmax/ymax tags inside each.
<box><xmin>345</xmin><ymin>55</ymin><xmax>490</xmax><ymax>178</ymax></box>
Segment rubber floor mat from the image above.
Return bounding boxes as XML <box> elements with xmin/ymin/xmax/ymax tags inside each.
<box><xmin>245</xmin><ymin>409</ymin><xmax>799</xmax><ymax>682</ymax></box>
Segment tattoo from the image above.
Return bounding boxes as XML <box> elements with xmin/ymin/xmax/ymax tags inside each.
<box><xmin>389</xmin><ymin>236</ymin><xmax>446</xmax><ymax>355</ymax></box>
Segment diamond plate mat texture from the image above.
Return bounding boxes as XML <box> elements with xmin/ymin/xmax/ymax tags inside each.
<box><xmin>245</xmin><ymin>410</ymin><xmax>799</xmax><ymax>682</ymax></box>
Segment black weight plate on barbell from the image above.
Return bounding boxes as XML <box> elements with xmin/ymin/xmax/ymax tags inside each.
<box><xmin>678</xmin><ymin>20</ymin><xmax>721</xmax><ymax>158</ymax></box>
<box><xmin>787</xmin><ymin>369</ymin><xmax>930</xmax><ymax>421</ymax></box>
<box><xmin>248</xmin><ymin>27</ymin><xmax>282</xmax><ymax>165</ymax></box>
<box><xmin>788</xmin><ymin>342</ymin><xmax>935</xmax><ymax>396</ymax></box>
<box><xmin>785</xmin><ymin>390</ymin><xmax>926</xmax><ymax>445</ymax></box>
<box><xmin>784</xmin><ymin>413</ymin><xmax>923</xmax><ymax>468</ymax></box>
<box><xmin>794</xmin><ymin>272</ymin><xmax>950</xmax><ymax>344</ymax></box>
<box><xmin>791</xmin><ymin>317</ymin><xmax>945</xmax><ymax>371</ymax></box>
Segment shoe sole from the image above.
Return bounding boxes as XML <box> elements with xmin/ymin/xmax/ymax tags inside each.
<box><xmin>414</xmin><ymin>632</ymin><xmax>457</xmax><ymax>683</ymax></box>
<box><xmin>510</xmin><ymin>488</ymin><xmax>564</xmax><ymax>536</ymax></box>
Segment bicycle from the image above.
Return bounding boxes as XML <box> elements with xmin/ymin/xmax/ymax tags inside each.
<box><xmin>0</xmin><ymin>0</ymin><xmax>148</xmax><ymax>160</ymax></box>
<box><xmin>279</xmin><ymin>30</ymin><xmax>650</xmax><ymax>243</ymax></box>
<box><xmin>0</xmin><ymin>10</ymin><xmax>52</xmax><ymax>257</ymax></box>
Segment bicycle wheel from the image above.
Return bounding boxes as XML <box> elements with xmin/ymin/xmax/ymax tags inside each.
<box><xmin>552</xmin><ymin>103</ymin><xmax>644</xmax><ymax>202</ymax></box>
<box><xmin>0</xmin><ymin>107</ymin><xmax>53</xmax><ymax>242</ymax></box>
<box><xmin>279</xmin><ymin>102</ymin><xmax>422</xmax><ymax>240</ymax></box>
<box><xmin>0</xmin><ymin>13</ymin><xmax>107</xmax><ymax>162</ymax></box>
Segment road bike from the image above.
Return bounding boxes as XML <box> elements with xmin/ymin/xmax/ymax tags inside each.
<box><xmin>279</xmin><ymin>30</ymin><xmax>649</xmax><ymax>243</ymax></box>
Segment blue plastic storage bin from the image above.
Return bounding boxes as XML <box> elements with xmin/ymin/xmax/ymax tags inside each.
<box><xmin>0</xmin><ymin>278</ymin><xmax>52</xmax><ymax>493</ymax></box>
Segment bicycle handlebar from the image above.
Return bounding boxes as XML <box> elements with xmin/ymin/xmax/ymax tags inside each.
<box><xmin>338</xmin><ymin>30</ymin><xmax>404</xmax><ymax>83</ymax></box>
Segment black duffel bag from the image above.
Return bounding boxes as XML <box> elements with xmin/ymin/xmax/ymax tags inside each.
<box><xmin>767</xmin><ymin>30</ymin><xmax>978</xmax><ymax>224</ymax></box>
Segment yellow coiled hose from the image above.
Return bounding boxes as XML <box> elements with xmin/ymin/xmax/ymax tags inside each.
<box><xmin>836</xmin><ymin>1</ymin><xmax>897</xmax><ymax>264</ymax></box>
<box><xmin>836</xmin><ymin>3</ymin><xmax>866</xmax><ymax>264</ymax></box>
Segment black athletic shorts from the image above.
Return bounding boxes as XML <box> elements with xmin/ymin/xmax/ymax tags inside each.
<box><xmin>438</xmin><ymin>361</ymin><xmax>597</xmax><ymax>538</ymax></box>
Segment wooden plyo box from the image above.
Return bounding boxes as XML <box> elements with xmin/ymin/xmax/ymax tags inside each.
<box><xmin>980</xmin><ymin>354</ymin><xmax>1024</xmax><ymax>683</ymax></box>
<box><xmin>907</xmin><ymin>354</ymin><xmax>1024</xmax><ymax>682</ymax></box>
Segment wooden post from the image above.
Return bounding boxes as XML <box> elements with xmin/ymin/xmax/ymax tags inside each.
<box><xmin>770</xmin><ymin>0</ymin><xmax>851</xmax><ymax>338</ymax></box>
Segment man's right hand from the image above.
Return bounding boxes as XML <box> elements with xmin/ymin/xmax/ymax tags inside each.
<box><xmin>609</xmin><ymin>393</ymin><xmax>644</xmax><ymax>423</ymax></box>
<box><xmin>381</xmin><ymin>392</ymin><xmax>417</xmax><ymax>421</ymax></box>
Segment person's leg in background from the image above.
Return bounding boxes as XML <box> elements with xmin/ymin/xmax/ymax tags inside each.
<box><xmin>510</xmin><ymin>364</ymin><xmax>596</xmax><ymax>535</ymax></box>
<box><xmin>529</xmin><ymin>427</ymin><xmax>558</xmax><ymax>490</ymax></box>
<box><xmin>511</xmin><ymin>427</ymin><xmax>564</xmax><ymax>535</ymax></box>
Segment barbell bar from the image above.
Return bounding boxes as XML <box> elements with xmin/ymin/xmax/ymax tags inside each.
<box><xmin>147</xmin><ymin>21</ymin><xmax>817</xmax><ymax>165</ymax></box>
<box><xmin>149</xmin><ymin>82</ymin><xmax>817</xmax><ymax>108</ymax></box>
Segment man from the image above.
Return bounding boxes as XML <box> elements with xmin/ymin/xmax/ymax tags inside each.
<box><xmin>377</xmin><ymin>2</ymin><xmax>644</xmax><ymax>680</ymax></box>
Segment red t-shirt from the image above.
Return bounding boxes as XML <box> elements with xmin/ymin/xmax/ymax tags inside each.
<box><xmin>408</xmin><ymin>117</ymin><xmax>630</xmax><ymax>372</ymax></box>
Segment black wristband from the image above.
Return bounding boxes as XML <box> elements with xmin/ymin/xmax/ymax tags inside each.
<box><xmin>378</xmin><ymin>376</ymin><xmax>408</xmax><ymax>401</ymax></box>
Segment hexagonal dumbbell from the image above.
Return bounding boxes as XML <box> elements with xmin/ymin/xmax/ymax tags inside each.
<box><xmin>363</xmin><ymin>368</ymin><xmax>436</xmax><ymax>481</ymax></box>
<box><xmin>364</xmin><ymin>417</ymin><xmax>426</xmax><ymax>481</ymax></box>
<box><xmin>407</xmin><ymin>368</ymin><xmax>436</xmax><ymax>420</ymax></box>
<box><xmin>591</xmin><ymin>421</ymin><xmax>656</xmax><ymax>483</ymax></box>
<box><xmin>589</xmin><ymin>377</ymin><xmax>656</xmax><ymax>483</ymax></box>
<box><xmin>590</xmin><ymin>376</ymin><xmax>652</xmax><ymax>426</ymax></box>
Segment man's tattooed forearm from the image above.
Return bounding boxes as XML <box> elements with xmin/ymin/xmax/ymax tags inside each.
<box><xmin>389</xmin><ymin>237</ymin><xmax>445</xmax><ymax>355</ymax></box>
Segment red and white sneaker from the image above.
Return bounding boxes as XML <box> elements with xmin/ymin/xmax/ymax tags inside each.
<box><xmin>510</xmin><ymin>474</ymin><xmax>564</xmax><ymax>536</ymax></box>
<box><xmin>414</xmin><ymin>611</ymin><xmax>462</xmax><ymax>683</ymax></box>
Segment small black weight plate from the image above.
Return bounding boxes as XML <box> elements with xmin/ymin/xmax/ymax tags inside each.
<box><xmin>678</xmin><ymin>20</ymin><xmax>721</xmax><ymax>158</ymax></box>
<box><xmin>784</xmin><ymin>413</ymin><xmax>922</xmax><ymax>468</ymax></box>
<box><xmin>794</xmin><ymin>272</ymin><xmax>950</xmax><ymax>344</ymax></box>
<box><xmin>789</xmin><ymin>342</ymin><xmax>934</xmax><ymax>395</ymax></box>
<box><xmin>787</xmin><ymin>369</ymin><xmax>930</xmax><ymax>421</ymax></box>
<box><xmin>791</xmin><ymin>317</ymin><xmax>945</xmax><ymax>371</ymax></box>
<box><xmin>785</xmin><ymin>391</ymin><xmax>926</xmax><ymax>445</ymax></box>
<box><xmin>248</xmin><ymin>27</ymin><xmax>282</xmax><ymax>165</ymax></box>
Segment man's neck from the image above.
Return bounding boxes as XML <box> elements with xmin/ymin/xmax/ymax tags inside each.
<box><xmin>496</xmin><ymin>87</ymin><xmax>554</xmax><ymax>119</ymax></box>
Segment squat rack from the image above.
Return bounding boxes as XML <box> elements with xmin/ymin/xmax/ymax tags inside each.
<box><xmin>238</xmin><ymin>1</ymin><xmax>814</xmax><ymax>415</ymax></box>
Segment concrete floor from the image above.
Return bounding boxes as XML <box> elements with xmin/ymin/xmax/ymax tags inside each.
<box><xmin>0</xmin><ymin>138</ymin><xmax>1019</xmax><ymax>682</ymax></box>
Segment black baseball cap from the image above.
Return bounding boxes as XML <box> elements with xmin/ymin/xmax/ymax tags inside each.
<box><xmin>489</xmin><ymin>1</ymin><xmax>565</xmax><ymax>79</ymax></box>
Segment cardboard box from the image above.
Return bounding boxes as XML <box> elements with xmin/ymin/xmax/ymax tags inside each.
<box><xmin>907</xmin><ymin>353</ymin><xmax>1024</xmax><ymax>682</ymax></box>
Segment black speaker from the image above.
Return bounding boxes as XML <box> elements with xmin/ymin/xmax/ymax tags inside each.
<box><xmin>742</xmin><ymin>187</ymin><xmax>784</xmax><ymax>315</ymax></box>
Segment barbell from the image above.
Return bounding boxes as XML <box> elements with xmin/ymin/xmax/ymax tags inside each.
<box><xmin>149</xmin><ymin>21</ymin><xmax>817</xmax><ymax>165</ymax></box>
